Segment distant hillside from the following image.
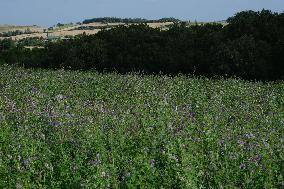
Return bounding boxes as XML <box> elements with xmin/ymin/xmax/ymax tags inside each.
<box><xmin>0</xmin><ymin>25</ymin><xmax>43</xmax><ymax>33</ymax></box>
<box><xmin>0</xmin><ymin>22</ymin><xmax>174</xmax><ymax>40</ymax></box>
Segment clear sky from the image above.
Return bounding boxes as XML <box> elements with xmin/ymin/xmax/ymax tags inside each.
<box><xmin>0</xmin><ymin>0</ymin><xmax>283</xmax><ymax>26</ymax></box>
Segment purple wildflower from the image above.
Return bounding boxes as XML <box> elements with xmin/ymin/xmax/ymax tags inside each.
<box><xmin>126</xmin><ymin>172</ymin><xmax>131</xmax><ymax>177</ymax></box>
<box><xmin>18</xmin><ymin>144</ymin><xmax>23</xmax><ymax>150</ymax></box>
<box><xmin>240</xmin><ymin>163</ymin><xmax>246</xmax><ymax>169</ymax></box>
<box><xmin>66</xmin><ymin>113</ymin><xmax>72</xmax><ymax>119</ymax></box>
<box><xmin>72</xmin><ymin>164</ymin><xmax>78</xmax><ymax>173</ymax></box>
<box><xmin>144</xmin><ymin>147</ymin><xmax>149</xmax><ymax>153</ymax></box>
<box><xmin>150</xmin><ymin>159</ymin><xmax>156</xmax><ymax>168</ymax></box>
<box><xmin>83</xmin><ymin>100</ymin><xmax>94</xmax><ymax>107</ymax></box>
<box><xmin>245</xmin><ymin>133</ymin><xmax>256</xmax><ymax>139</ymax></box>
<box><xmin>0</xmin><ymin>112</ymin><xmax>3</xmax><ymax>121</ymax></box>
<box><xmin>229</xmin><ymin>152</ymin><xmax>237</xmax><ymax>160</ymax></box>
<box><xmin>45</xmin><ymin>162</ymin><xmax>53</xmax><ymax>170</ymax></box>
<box><xmin>55</xmin><ymin>94</ymin><xmax>64</xmax><ymax>101</ymax></box>
<box><xmin>23</xmin><ymin>158</ymin><xmax>29</xmax><ymax>165</ymax></box>
<box><xmin>89</xmin><ymin>153</ymin><xmax>103</xmax><ymax>166</ymax></box>
<box><xmin>96</xmin><ymin>153</ymin><xmax>100</xmax><ymax>159</ymax></box>
<box><xmin>160</xmin><ymin>147</ymin><xmax>166</xmax><ymax>154</ymax></box>
<box><xmin>50</xmin><ymin>121</ymin><xmax>61</xmax><ymax>127</ymax></box>
<box><xmin>218</xmin><ymin>139</ymin><xmax>225</xmax><ymax>145</ymax></box>
<box><xmin>31</xmin><ymin>86</ymin><xmax>39</xmax><ymax>93</ymax></box>
<box><xmin>253</xmin><ymin>155</ymin><xmax>262</xmax><ymax>162</ymax></box>
<box><xmin>237</xmin><ymin>139</ymin><xmax>246</xmax><ymax>146</ymax></box>
<box><xmin>102</xmin><ymin>171</ymin><xmax>109</xmax><ymax>179</ymax></box>
<box><xmin>262</xmin><ymin>164</ymin><xmax>266</xmax><ymax>171</ymax></box>
<box><xmin>189</xmin><ymin>112</ymin><xmax>195</xmax><ymax>118</ymax></box>
<box><xmin>17</xmin><ymin>166</ymin><xmax>24</xmax><ymax>173</ymax></box>
<box><xmin>90</xmin><ymin>160</ymin><xmax>101</xmax><ymax>166</ymax></box>
<box><xmin>89</xmin><ymin>160</ymin><xmax>96</xmax><ymax>166</ymax></box>
<box><xmin>16</xmin><ymin>181</ymin><xmax>23</xmax><ymax>189</ymax></box>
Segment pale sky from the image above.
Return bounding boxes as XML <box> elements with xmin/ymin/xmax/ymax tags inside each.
<box><xmin>0</xmin><ymin>0</ymin><xmax>283</xmax><ymax>26</ymax></box>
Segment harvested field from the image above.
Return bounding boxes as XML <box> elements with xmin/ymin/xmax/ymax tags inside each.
<box><xmin>0</xmin><ymin>25</ymin><xmax>43</xmax><ymax>33</ymax></box>
<box><xmin>0</xmin><ymin>22</ymin><xmax>174</xmax><ymax>40</ymax></box>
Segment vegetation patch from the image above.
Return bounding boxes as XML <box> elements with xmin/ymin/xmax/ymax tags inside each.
<box><xmin>0</xmin><ymin>65</ymin><xmax>283</xmax><ymax>188</ymax></box>
<box><xmin>1</xmin><ymin>10</ymin><xmax>283</xmax><ymax>81</ymax></box>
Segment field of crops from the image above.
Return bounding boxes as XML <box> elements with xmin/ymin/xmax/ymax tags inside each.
<box><xmin>0</xmin><ymin>65</ymin><xmax>283</xmax><ymax>188</ymax></box>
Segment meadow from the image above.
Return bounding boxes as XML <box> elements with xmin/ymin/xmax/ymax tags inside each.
<box><xmin>0</xmin><ymin>65</ymin><xmax>283</xmax><ymax>188</ymax></box>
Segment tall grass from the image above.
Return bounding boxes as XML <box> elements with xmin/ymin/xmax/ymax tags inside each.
<box><xmin>0</xmin><ymin>65</ymin><xmax>283</xmax><ymax>188</ymax></box>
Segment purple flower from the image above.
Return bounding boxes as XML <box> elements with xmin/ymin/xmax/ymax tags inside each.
<box><xmin>31</xmin><ymin>86</ymin><xmax>39</xmax><ymax>93</ymax></box>
<box><xmin>90</xmin><ymin>159</ymin><xmax>102</xmax><ymax>166</ymax></box>
<box><xmin>240</xmin><ymin>163</ymin><xmax>246</xmax><ymax>169</ymax></box>
<box><xmin>16</xmin><ymin>181</ymin><xmax>23</xmax><ymax>189</ymax></box>
<box><xmin>23</xmin><ymin>158</ymin><xmax>29</xmax><ymax>165</ymax></box>
<box><xmin>126</xmin><ymin>172</ymin><xmax>131</xmax><ymax>177</ymax></box>
<box><xmin>66</xmin><ymin>113</ymin><xmax>72</xmax><ymax>119</ymax></box>
<box><xmin>237</xmin><ymin>139</ymin><xmax>245</xmax><ymax>146</ymax></box>
<box><xmin>89</xmin><ymin>160</ymin><xmax>96</xmax><ymax>166</ymax></box>
<box><xmin>55</xmin><ymin>94</ymin><xmax>64</xmax><ymax>101</ymax></box>
<box><xmin>159</xmin><ymin>147</ymin><xmax>166</xmax><ymax>154</ymax></box>
<box><xmin>102</xmin><ymin>171</ymin><xmax>109</xmax><ymax>179</ymax></box>
<box><xmin>253</xmin><ymin>155</ymin><xmax>262</xmax><ymax>162</ymax></box>
<box><xmin>150</xmin><ymin>159</ymin><xmax>156</xmax><ymax>168</ymax></box>
<box><xmin>218</xmin><ymin>139</ymin><xmax>224</xmax><ymax>145</ymax></box>
<box><xmin>72</xmin><ymin>164</ymin><xmax>78</xmax><ymax>173</ymax></box>
<box><xmin>83</xmin><ymin>100</ymin><xmax>94</xmax><ymax>107</ymax></box>
<box><xmin>45</xmin><ymin>162</ymin><xmax>53</xmax><ymax>170</ymax></box>
<box><xmin>89</xmin><ymin>154</ymin><xmax>103</xmax><ymax>166</ymax></box>
<box><xmin>189</xmin><ymin>112</ymin><xmax>195</xmax><ymax>118</ymax></box>
<box><xmin>18</xmin><ymin>144</ymin><xmax>23</xmax><ymax>150</ymax></box>
<box><xmin>0</xmin><ymin>112</ymin><xmax>3</xmax><ymax>121</ymax></box>
<box><xmin>245</xmin><ymin>133</ymin><xmax>255</xmax><ymax>139</ymax></box>
<box><xmin>50</xmin><ymin>121</ymin><xmax>60</xmax><ymax>127</ymax></box>
<box><xmin>96</xmin><ymin>153</ymin><xmax>100</xmax><ymax>159</ymax></box>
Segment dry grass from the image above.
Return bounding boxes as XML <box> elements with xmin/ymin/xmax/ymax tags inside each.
<box><xmin>0</xmin><ymin>22</ymin><xmax>174</xmax><ymax>40</ymax></box>
<box><xmin>0</xmin><ymin>25</ymin><xmax>43</xmax><ymax>33</ymax></box>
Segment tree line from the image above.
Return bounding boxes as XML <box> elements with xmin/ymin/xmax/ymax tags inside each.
<box><xmin>0</xmin><ymin>10</ymin><xmax>283</xmax><ymax>81</ymax></box>
<box><xmin>0</xmin><ymin>28</ymin><xmax>34</xmax><ymax>37</ymax></box>
<box><xmin>82</xmin><ymin>17</ymin><xmax>181</xmax><ymax>24</ymax></box>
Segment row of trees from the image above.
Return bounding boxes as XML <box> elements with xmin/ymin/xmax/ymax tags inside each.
<box><xmin>0</xmin><ymin>28</ymin><xmax>34</xmax><ymax>37</ymax></box>
<box><xmin>82</xmin><ymin>17</ymin><xmax>180</xmax><ymax>24</ymax></box>
<box><xmin>1</xmin><ymin>10</ymin><xmax>283</xmax><ymax>81</ymax></box>
<box><xmin>72</xmin><ymin>25</ymin><xmax>118</xmax><ymax>31</ymax></box>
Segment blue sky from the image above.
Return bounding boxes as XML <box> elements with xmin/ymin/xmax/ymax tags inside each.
<box><xmin>0</xmin><ymin>0</ymin><xmax>283</xmax><ymax>26</ymax></box>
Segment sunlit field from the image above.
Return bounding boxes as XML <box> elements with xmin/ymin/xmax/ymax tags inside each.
<box><xmin>0</xmin><ymin>65</ymin><xmax>283</xmax><ymax>188</ymax></box>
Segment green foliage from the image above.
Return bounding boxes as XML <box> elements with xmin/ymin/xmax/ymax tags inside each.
<box><xmin>0</xmin><ymin>29</ymin><xmax>33</xmax><ymax>37</ymax></box>
<box><xmin>56</xmin><ymin>23</ymin><xmax>65</xmax><ymax>27</ymax></box>
<box><xmin>82</xmin><ymin>17</ymin><xmax>180</xmax><ymax>24</ymax></box>
<box><xmin>0</xmin><ymin>38</ymin><xmax>15</xmax><ymax>51</ymax></box>
<box><xmin>0</xmin><ymin>65</ymin><xmax>283</xmax><ymax>188</ymax></box>
<box><xmin>17</xmin><ymin>37</ymin><xmax>46</xmax><ymax>47</ymax></box>
<box><xmin>1</xmin><ymin>10</ymin><xmax>284</xmax><ymax>81</ymax></box>
<box><xmin>83</xmin><ymin>17</ymin><xmax>147</xmax><ymax>24</ymax></box>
